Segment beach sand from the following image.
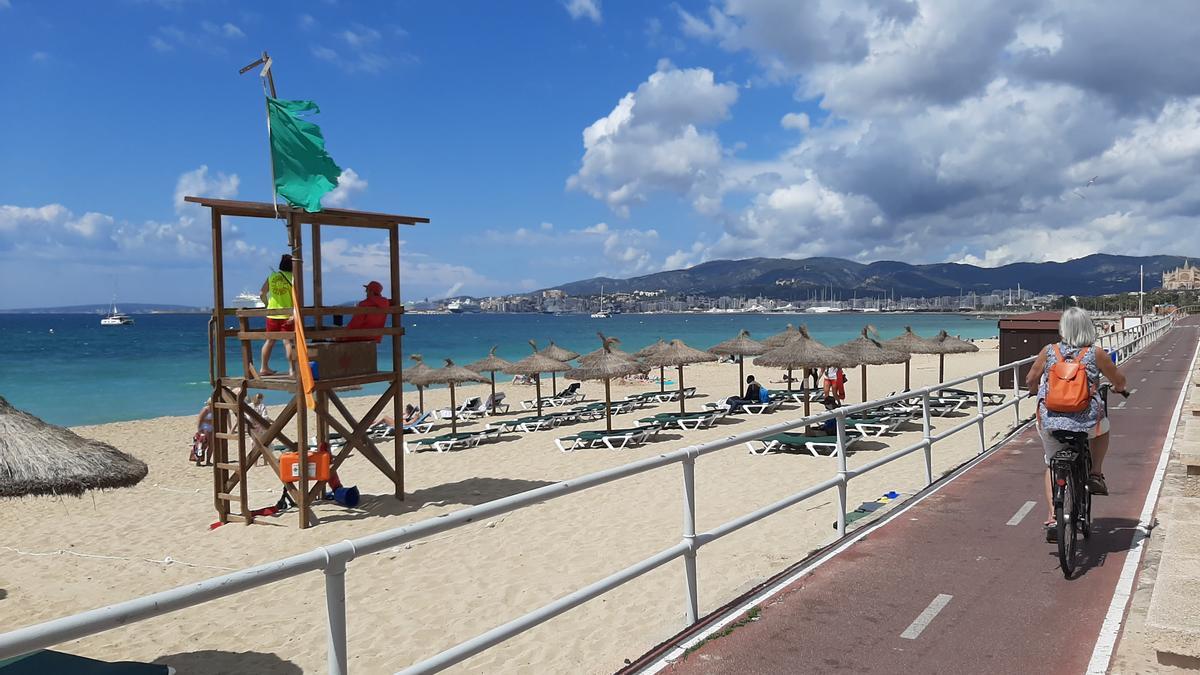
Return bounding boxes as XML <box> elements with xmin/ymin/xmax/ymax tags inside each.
<box><xmin>0</xmin><ymin>341</ymin><xmax>1029</xmax><ymax>673</ymax></box>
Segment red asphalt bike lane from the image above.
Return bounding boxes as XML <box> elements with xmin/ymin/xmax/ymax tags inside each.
<box><xmin>661</xmin><ymin>317</ymin><xmax>1199</xmax><ymax>675</ymax></box>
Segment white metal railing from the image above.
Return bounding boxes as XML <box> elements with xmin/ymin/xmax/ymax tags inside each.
<box><xmin>0</xmin><ymin>315</ymin><xmax>1178</xmax><ymax>674</ymax></box>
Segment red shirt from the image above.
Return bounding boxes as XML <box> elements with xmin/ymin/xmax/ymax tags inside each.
<box><xmin>345</xmin><ymin>295</ymin><xmax>390</xmax><ymax>342</ymax></box>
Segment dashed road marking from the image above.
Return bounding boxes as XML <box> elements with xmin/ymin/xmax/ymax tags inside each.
<box><xmin>1007</xmin><ymin>501</ymin><xmax>1037</xmax><ymax>526</ymax></box>
<box><xmin>901</xmin><ymin>594</ymin><xmax>953</xmax><ymax>640</ymax></box>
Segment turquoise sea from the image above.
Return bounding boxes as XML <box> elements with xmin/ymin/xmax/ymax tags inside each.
<box><xmin>0</xmin><ymin>313</ymin><xmax>999</xmax><ymax>426</ymax></box>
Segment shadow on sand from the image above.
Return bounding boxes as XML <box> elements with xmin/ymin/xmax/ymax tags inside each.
<box><xmin>153</xmin><ymin>650</ymin><xmax>302</xmax><ymax>674</ymax></box>
<box><xmin>314</xmin><ymin>476</ymin><xmax>557</xmax><ymax>523</ymax></box>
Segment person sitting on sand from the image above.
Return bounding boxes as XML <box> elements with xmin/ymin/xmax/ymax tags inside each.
<box><xmin>259</xmin><ymin>254</ymin><xmax>295</xmax><ymax>377</ymax></box>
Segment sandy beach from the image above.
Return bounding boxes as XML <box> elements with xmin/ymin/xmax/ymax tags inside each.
<box><xmin>0</xmin><ymin>341</ymin><xmax>1028</xmax><ymax>673</ymax></box>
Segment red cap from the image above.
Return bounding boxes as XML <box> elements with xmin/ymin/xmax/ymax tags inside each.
<box><xmin>364</xmin><ymin>281</ymin><xmax>383</xmax><ymax>295</ymax></box>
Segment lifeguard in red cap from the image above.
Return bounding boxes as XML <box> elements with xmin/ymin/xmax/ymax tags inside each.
<box><xmin>342</xmin><ymin>280</ymin><xmax>390</xmax><ymax>342</ymax></box>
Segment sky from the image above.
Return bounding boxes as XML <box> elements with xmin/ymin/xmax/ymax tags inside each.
<box><xmin>2</xmin><ymin>0</ymin><xmax>1200</xmax><ymax>309</ymax></box>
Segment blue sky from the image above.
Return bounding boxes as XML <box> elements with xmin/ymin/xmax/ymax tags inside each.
<box><xmin>3</xmin><ymin>0</ymin><xmax>1199</xmax><ymax>308</ymax></box>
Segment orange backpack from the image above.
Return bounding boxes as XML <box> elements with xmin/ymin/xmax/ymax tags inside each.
<box><xmin>1044</xmin><ymin>344</ymin><xmax>1093</xmax><ymax>413</ymax></box>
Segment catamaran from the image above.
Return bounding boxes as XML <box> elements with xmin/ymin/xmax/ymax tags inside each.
<box><xmin>100</xmin><ymin>298</ymin><xmax>134</xmax><ymax>326</ymax></box>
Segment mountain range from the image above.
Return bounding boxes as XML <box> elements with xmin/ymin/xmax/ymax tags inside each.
<box><xmin>543</xmin><ymin>254</ymin><xmax>1189</xmax><ymax>299</ymax></box>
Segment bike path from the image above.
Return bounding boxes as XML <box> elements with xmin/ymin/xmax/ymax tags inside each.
<box><xmin>660</xmin><ymin>318</ymin><xmax>1198</xmax><ymax>674</ymax></box>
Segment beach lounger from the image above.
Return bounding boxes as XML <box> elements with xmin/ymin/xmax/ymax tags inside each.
<box><xmin>404</xmin><ymin>431</ymin><xmax>484</xmax><ymax>453</ymax></box>
<box><xmin>554</xmin><ymin>424</ymin><xmax>659</xmax><ymax>452</ymax></box>
<box><xmin>936</xmin><ymin>387</ymin><xmax>1006</xmax><ymax>406</ymax></box>
<box><xmin>844</xmin><ymin>414</ymin><xmax>906</xmax><ymax>437</ymax></box>
<box><xmin>747</xmin><ymin>432</ymin><xmax>859</xmax><ymax>457</ymax></box>
<box><xmin>740</xmin><ymin>399</ymin><xmax>782</xmax><ymax>415</ymax></box>
<box><xmin>637</xmin><ymin>410</ymin><xmax>724</xmax><ymax>430</ymax></box>
<box><xmin>436</xmin><ymin>397</ymin><xmax>482</xmax><ymax>420</ymax></box>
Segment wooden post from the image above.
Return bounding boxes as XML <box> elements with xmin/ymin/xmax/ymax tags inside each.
<box><xmin>737</xmin><ymin>355</ymin><xmax>744</xmax><ymax>397</ymax></box>
<box><xmin>311</xmin><ymin>223</ymin><xmax>323</xmax><ymax>330</ymax></box>
<box><xmin>389</xmin><ymin>225</ymin><xmax>403</xmax><ymax>500</ymax></box>
<box><xmin>210</xmin><ymin>209</ymin><xmax>227</xmax><ymax>522</ymax></box>
<box><xmin>678</xmin><ymin>365</ymin><xmax>686</xmax><ymax>414</ymax></box>
<box><xmin>535</xmin><ymin>374</ymin><xmax>543</xmax><ymax>417</ymax></box>
<box><xmin>939</xmin><ymin>354</ymin><xmax>946</xmax><ymax>383</ymax></box>
<box><xmin>489</xmin><ymin>372</ymin><xmax>497</xmax><ymax>415</ymax></box>
<box><xmin>604</xmin><ymin>379</ymin><xmax>612</xmax><ymax>432</ymax></box>
<box><xmin>291</xmin><ymin>213</ymin><xmax>310</xmax><ymax>529</ymax></box>
<box><xmin>904</xmin><ymin>360</ymin><xmax>911</xmax><ymax>391</ymax></box>
<box><xmin>861</xmin><ymin>366</ymin><xmax>868</xmax><ymax>403</ymax></box>
<box><xmin>659</xmin><ymin>366</ymin><xmax>666</xmax><ymax>393</ymax></box>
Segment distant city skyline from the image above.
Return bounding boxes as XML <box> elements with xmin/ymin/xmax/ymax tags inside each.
<box><xmin>3</xmin><ymin>1</ymin><xmax>1200</xmax><ymax>309</ymax></box>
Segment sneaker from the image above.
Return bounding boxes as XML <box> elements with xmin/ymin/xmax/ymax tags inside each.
<box><xmin>1088</xmin><ymin>473</ymin><xmax>1108</xmax><ymax>495</ymax></box>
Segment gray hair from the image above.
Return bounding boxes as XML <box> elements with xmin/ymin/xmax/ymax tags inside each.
<box><xmin>1059</xmin><ymin>306</ymin><xmax>1097</xmax><ymax>347</ymax></box>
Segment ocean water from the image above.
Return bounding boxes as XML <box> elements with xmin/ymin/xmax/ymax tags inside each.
<box><xmin>0</xmin><ymin>312</ymin><xmax>999</xmax><ymax>426</ymax></box>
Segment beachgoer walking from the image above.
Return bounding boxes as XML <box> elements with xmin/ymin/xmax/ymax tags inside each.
<box><xmin>194</xmin><ymin>399</ymin><xmax>214</xmax><ymax>466</ymax></box>
<box><xmin>259</xmin><ymin>254</ymin><xmax>295</xmax><ymax>377</ymax></box>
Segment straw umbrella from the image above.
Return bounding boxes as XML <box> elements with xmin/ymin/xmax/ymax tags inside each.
<box><xmin>502</xmin><ymin>341</ymin><xmax>572</xmax><ymax>417</ymax></box>
<box><xmin>885</xmin><ymin>326</ymin><xmax>943</xmax><ymax>390</ymax></box>
<box><xmin>641</xmin><ymin>339</ymin><xmax>718</xmax><ymax>414</ymax></box>
<box><xmin>404</xmin><ymin>354</ymin><xmax>433</xmax><ymax>412</ymax></box>
<box><xmin>539</xmin><ymin>340</ymin><xmax>580</xmax><ymax>396</ymax></box>
<box><xmin>762</xmin><ymin>324</ymin><xmax>800</xmax><ymax>350</ymax></box>
<box><xmin>754</xmin><ymin>326</ymin><xmax>856</xmax><ymax>415</ymax></box>
<box><xmin>1</xmin><ymin>396</ymin><xmax>148</xmax><ymax>498</ymax></box>
<box><xmin>835</xmin><ymin>327</ymin><xmax>910</xmax><ymax>402</ymax></box>
<box><xmin>635</xmin><ymin>338</ymin><xmax>669</xmax><ymax>393</ymax></box>
<box><xmin>709</xmin><ymin>329</ymin><xmax>767</xmax><ymax>396</ymax></box>
<box><xmin>409</xmin><ymin>359</ymin><xmax>488</xmax><ymax>434</ymax></box>
<box><xmin>466</xmin><ymin>346</ymin><xmax>512</xmax><ymax>415</ymax></box>
<box><xmin>932</xmin><ymin>330</ymin><xmax>980</xmax><ymax>383</ymax></box>
<box><xmin>565</xmin><ymin>335</ymin><xmax>644</xmax><ymax>431</ymax></box>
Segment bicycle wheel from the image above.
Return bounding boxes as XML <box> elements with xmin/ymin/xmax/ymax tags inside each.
<box><xmin>1056</xmin><ymin>468</ymin><xmax>1079</xmax><ymax>578</ymax></box>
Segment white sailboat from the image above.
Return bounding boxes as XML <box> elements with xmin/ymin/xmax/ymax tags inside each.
<box><xmin>590</xmin><ymin>284</ymin><xmax>610</xmax><ymax>318</ymax></box>
<box><xmin>100</xmin><ymin>297</ymin><xmax>134</xmax><ymax>326</ymax></box>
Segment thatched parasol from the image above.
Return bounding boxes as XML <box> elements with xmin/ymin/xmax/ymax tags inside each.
<box><xmin>565</xmin><ymin>334</ymin><xmax>644</xmax><ymax>431</ymax></box>
<box><xmin>835</xmin><ymin>326</ymin><xmax>909</xmax><ymax>402</ymax></box>
<box><xmin>539</xmin><ymin>340</ymin><xmax>580</xmax><ymax>395</ymax></box>
<box><xmin>641</xmin><ymin>339</ymin><xmax>718</xmax><ymax>413</ymax></box>
<box><xmin>932</xmin><ymin>330</ymin><xmax>980</xmax><ymax>383</ymax></box>
<box><xmin>762</xmin><ymin>323</ymin><xmax>800</xmax><ymax>349</ymax></box>
<box><xmin>502</xmin><ymin>340</ymin><xmax>572</xmax><ymax>417</ymax></box>
<box><xmin>884</xmin><ymin>326</ymin><xmax>943</xmax><ymax>390</ymax></box>
<box><xmin>1</xmin><ymin>396</ymin><xmax>148</xmax><ymax>498</ymax></box>
<box><xmin>754</xmin><ymin>325</ymin><xmax>855</xmax><ymax>415</ymax></box>
<box><xmin>409</xmin><ymin>359</ymin><xmax>489</xmax><ymax>434</ymax></box>
<box><xmin>635</xmin><ymin>338</ymin><xmax>669</xmax><ymax>393</ymax></box>
<box><xmin>466</xmin><ymin>346</ymin><xmax>512</xmax><ymax>415</ymax></box>
<box><xmin>709</xmin><ymin>329</ymin><xmax>767</xmax><ymax>396</ymax></box>
<box><xmin>403</xmin><ymin>354</ymin><xmax>434</xmax><ymax>412</ymax></box>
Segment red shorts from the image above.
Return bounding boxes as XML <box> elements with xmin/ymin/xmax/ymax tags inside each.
<box><xmin>266</xmin><ymin>317</ymin><xmax>295</xmax><ymax>332</ymax></box>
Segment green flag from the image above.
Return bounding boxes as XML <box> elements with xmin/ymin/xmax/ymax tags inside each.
<box><xmin>266</xmin><ymin>97</ymin><xmax>342</xmax><ymax>213</ymax></box>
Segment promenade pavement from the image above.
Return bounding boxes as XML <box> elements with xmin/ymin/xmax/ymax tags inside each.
<box><xmin>659</xmin><ymin>317</ymin><xmax>1199</xmax><ymax>674</ymax></box>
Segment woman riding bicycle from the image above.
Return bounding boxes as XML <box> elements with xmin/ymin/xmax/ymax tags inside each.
<box><xmin>1025</xmin><ymin>307</ymin><xmax>1127</xmax><ymax>534</ymax></box>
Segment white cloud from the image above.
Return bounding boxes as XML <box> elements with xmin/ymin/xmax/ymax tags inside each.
<box><xmin>312</xmin><ymin>23</ymin><xmax>415</xmax><ymax>74</ymax></box>
<box><xmin>30</xmin><ymin>51</ymin><xmax>49</xmax><ymax>63</ymax></box>
<box><xmin>780</xmin><ymin>112</ymin><xmax>809</xmax><ymax>131</ymax></box>
<box><xmin>151</xmin><ymin>21</ymin><xmax>245</xmax><ymax>53</ymax></box>
<box><xmin>201</xmin><ymin>20</ymin><xmax>244</xmax><ymax>38</ymax></box>
<box><xmin>299</xmin><ymin>13</ymin><xmax>316</xmax><ymax>29</ymax></box>
<box><xmin>321</xmin><ymin>168</ymin><xmax>368</xmax><ymax>208</ymax></box>
<box><xmin>319</xmin><ymin>238</ymin><xmax>506</xmax><ymax>300</ymax></box>
<box><xmin>564</xmin><ymin>0</ymin><xmax>601</xmax><ymax>23</ymax></box>
<box><xmin>0</xmin><ymin>0</ymin><xmax>11</xmax><ymax>9</ymax></box>
<box><xmin>567</xmin><ymin>61</ymin><xmax>738</xmax><ymax>216</ymax></box>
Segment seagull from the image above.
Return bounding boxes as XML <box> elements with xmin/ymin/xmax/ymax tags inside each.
<box><xmin>1086</xmin><ymin>176</ymin><xmax>1098</xmax><ymax>187</ymax></box>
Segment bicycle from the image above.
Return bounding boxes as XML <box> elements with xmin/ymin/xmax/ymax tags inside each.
<box><xmin>1048</xmin><ymin>384</ymin><xmax>1128</xmax><ymax>578</ymax></box>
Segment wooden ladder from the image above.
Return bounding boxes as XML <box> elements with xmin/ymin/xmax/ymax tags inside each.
<box><xmin>212</xmin><ymin>383</ymin><xmax>252</xmax><ymax>524</ymax></box>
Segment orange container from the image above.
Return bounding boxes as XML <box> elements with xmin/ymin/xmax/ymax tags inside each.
<box><xmin>279</xmin><ymin>450</ymin><xmax>332</xmax><ymax>483</ymax></box>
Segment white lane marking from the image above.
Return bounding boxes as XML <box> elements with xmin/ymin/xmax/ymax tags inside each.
<box><xmin>1112</xmin><ymin>388</ymin><xmax>1137</xmax><ymax>410</ymax></box>
<box><xmin>1007</xmin><ymin>501</ymin><xmax>1037</xmax><ymax>526</ymax></box>
<box><xmin>901</xmin><ymin>594</ymin><xmax>953</xmax><ymax>640</ymax></box>
<box><xmin>1087</xmin><ymin>328</ymin><xmax>1200</xmax><ymax>674</ymax></box>
<box><xmin>1139</xmin><ymin>377</ymin><xmax>1147</xmax><ymax>383</ymax></box>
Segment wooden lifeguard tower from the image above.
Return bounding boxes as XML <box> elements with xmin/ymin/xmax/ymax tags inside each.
<box><xmin>190</xmin><ymin>196</ymin><xmax>429</xmax><ymax>528</ymax></box>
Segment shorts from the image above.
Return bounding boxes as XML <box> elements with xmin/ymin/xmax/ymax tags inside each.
<box><xmin>266</xmin><ymin>317</ymin><xmax>295</xmax><ymax>332</ymax></box>
<box><xmin>1039</xmin><ymin>417</ymin><xmax>1109</xmax><ymax>465</ymax></box>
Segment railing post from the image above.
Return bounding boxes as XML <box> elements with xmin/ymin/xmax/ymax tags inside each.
<box><xmin>921</xmin><ymin>391</ymin><xmax>933</xmax><ymax>486</ymax></box>
<box><xmin>975</xmin><ymin>375</ymin><xmax>986</xmax><ymax>455</ymax></box>
<box><xmin>835</xmin><ymin>416</ymin><xmax>849</xmax><ymax>537</ymax></box>
<box><xmin>681</xmin><ymin>455</ymin><xmax>699</xmax><ymax>625</ymax></box>
<box><xmin>323</xmin><ymin>541</ymin><xmax>357</xmax><ymax>675</ymax></box>
<box><xmin>1011</xmin><ymin>364</ymin><xmax>1021</xmax><ymax>426</ymax></box>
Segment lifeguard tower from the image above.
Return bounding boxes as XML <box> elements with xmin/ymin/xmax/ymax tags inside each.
<box><xmin>190</xmin><ymin>196</ymin><xmax>429</xmax><ymax>528</ymax></box>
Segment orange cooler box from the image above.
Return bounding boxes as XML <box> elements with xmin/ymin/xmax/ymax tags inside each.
<box><xmin>279</xmin><ymin>451</ymin><xmax>332</xmax><ymax>483</ymax></box>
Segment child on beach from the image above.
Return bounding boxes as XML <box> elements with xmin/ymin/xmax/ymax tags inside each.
<box><xmin>193</xmin><ymin>399</ymin><xmax>214</xmax><ymax>466</ymax></box>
